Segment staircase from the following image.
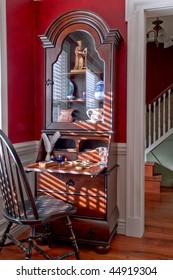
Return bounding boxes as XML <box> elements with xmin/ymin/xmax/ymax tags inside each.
<box><xmin>153</xmin><ymin>162</ymin><xmax>173</xmax><ymax>186</ymax></box>
<box><xmin>145</xmin><ymin>84</ymin><xmax>173</xmax><ymax>192</ymax></box>
<box><xmin>145</xmin><ymin>162</ymin><xmax>162</xmax><ymax>193</ymax></box>
<box><xmin>145</xmin><ymin>84</ymin><xmax>173</xmax><ymax>154</ymax></box>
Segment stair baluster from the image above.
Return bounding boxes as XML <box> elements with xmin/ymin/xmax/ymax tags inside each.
<box><xmin>146</xmin><ymin>85</ymin><xmax>173</xmax><ymax>154</ymax></box>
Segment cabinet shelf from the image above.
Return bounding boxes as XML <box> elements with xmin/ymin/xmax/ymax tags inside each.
<box><xmin>53</xmin><ymin>98</ymin><xmax>103</xmax><ymax>103</ymax></box>
<box><xmin>54</xmin><ymin>148</ymin><xmax>76</xmax><ymax>152</ymax></box>
<box><xmin>59</xmin><ymin>70</ymin><xmax>103</xmax><ymax>76</ymax></box>
<box><xmin>53</xmin><ymin>98</ymin><xmax>85</xmax><ymax>103</ymax></box>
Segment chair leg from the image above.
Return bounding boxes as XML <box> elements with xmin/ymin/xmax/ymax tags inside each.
<box><xmin>66</xmin><ymin>216</ymin><xmax>80</xmax><ymax>260</ymax></box>
<box><xmin>25</xmin><ymin>227</ymin><xmax>35</xmax><ymax>260</ymax></box>
<box><xmin>25</xmin><ymin>237</ymin><xmax>33</xmax><ymax>260</ymax></box>
<box><xmin>31</xmin><ymin>226</ymin><xmax>52</xmax><ymax>260</ymax></box>
<box><xmin>0</xmin><ymin>221</ymin><xmax>13</xmax><ymax>252</ymax></box>
<box><xmin>43</xmin><ymin>223</ymin><xmax>52</xmax><ymax>248</ymax></box>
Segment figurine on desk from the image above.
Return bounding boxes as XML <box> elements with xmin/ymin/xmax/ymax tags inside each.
<box><xmin>73</xmin><ymin>40</ymin><xmax>87</xmax><ymax>70</ymax></box>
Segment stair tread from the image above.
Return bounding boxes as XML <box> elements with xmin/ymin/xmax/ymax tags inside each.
<box><xmin>145</xmin><ymin>175</ymin><xmax>162</xmax><ymax>181</ymax></box>
<box><xmin>153</xmin><ymin>162</ymin><xmax>173</xmax><ymax>186</ymax></box>
<box><xmin>145</xmin><ymin>162</ymin><xmax>161</xmax><ymax>192</ymax></box>
<box><xmin>145</xmin><ymin>162</ymin><xmax>155</xmax><ymax>166</ymax></box>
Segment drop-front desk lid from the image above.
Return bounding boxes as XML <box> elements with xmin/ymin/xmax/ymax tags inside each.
<box><xmin>24</xmin><ymin>161</ymin><xmax>106</xmax><ymax>177</ymax></box>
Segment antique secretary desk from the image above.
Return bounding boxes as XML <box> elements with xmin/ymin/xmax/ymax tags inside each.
<box><xmin>26</xmin><ymin>10</ymin><xmax>123</xmax><ymax>251</ymax></box>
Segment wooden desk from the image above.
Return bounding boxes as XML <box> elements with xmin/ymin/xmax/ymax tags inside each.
<box><xmin>25</xmin><ymin>159</ymin><xmax>118</xmax><ymax>251</ymax></box>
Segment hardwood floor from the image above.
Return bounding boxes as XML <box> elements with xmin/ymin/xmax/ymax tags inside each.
<box><xmin>1</xmin><ymin>189</ymin><xmax>173</xmax><ymax>260</ymax></box>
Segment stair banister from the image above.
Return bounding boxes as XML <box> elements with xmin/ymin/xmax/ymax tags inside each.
<box><xmin>146</xmin><ymin>84</ymin><xmax>173</xmax><ymax>154</ymax></box>
<box><xmin>158</xmin><ymin>97</ymin><xmax>161</xmax><ymax>139</ymax></box>
<box><xmin>168</xmin><ymin>89</ymin><xmax>171</xmax><ymax>131</ymax></box>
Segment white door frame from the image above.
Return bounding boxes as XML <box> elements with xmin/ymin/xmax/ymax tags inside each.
<box><xmin>125</xmin><ymin>0</ymin><xmax>173</xmax><ymax>237</ymax></box>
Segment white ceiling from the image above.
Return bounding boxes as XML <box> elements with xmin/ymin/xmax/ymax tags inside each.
<box><xmin>146</xmin><ymin>8</ymin><xmax>173</xmax><ymax>17</ymax></box>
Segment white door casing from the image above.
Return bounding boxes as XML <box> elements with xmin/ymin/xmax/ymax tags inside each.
<box><xmin>125</xmin><ymin>0</ymin><xmax>173</xmax><ymax>237</ymax></box>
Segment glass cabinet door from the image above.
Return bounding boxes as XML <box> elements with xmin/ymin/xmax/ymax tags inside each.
<box><xmin>52</xmin><ymin>31</ymin><xmax>104</xmax><ymax>124</ymax></box>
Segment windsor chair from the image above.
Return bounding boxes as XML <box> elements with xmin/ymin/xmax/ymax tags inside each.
<box><xmin>0</xmin><ymin>129</ymin><xmax>80</xmax><ymax>260</ymax></box>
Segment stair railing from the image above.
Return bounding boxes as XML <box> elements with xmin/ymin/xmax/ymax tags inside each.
<box><xmin>146</xmin><ymin>84</ymin><xmax>173</xmax><ymax>154</ymax></box>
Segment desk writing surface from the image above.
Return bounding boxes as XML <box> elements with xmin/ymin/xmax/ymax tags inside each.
<box><xmin>24</xmin><ymin>162</ymin><xmax>106</xmax><ymax>177</ymax></box>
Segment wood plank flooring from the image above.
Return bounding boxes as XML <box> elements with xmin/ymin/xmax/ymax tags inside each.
<box><xmin>1</xmin><ymin>189</ymin><xmax>173</xmax><ymax>260</ymax></box>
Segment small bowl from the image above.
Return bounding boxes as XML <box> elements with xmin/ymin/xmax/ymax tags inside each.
<box><xmin>75</xmin><ymin>165</ymin><xmax>83</xmax><ymax>171</ymax></box>
<box><xmin>73</xmin><ymin>159</ymin><xmax>82</xmax><ymax>166</ymax></box>
<box><xmin>83</xmin><ymin>164</ymin><xmax>91</xmax><ymax>169</ymax></box>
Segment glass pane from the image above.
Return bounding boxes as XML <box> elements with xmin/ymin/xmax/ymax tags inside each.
<box><xmin>52</xmin><ymin>30</ymin><xmax>104</xmax><ymax>123</ymax></box>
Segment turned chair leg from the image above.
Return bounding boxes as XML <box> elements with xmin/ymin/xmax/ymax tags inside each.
<box><xmin>25</xmin><ymin>237</ymin><xmax>33</xmax><ymax>260</ymax></box>
<box><xmin>25</xmin><ymin>227</ymin><xmax>35</xmax><ymax>260</ymax></box>
<box><xmin>44</xmin><ymin>223</ymin><xmax>52</xmax><ymax>248</ymax></box>
<box><xmin>66</xmin><ymin>216</ymin><xmax>80</xmax><ymax>260</ymax></box>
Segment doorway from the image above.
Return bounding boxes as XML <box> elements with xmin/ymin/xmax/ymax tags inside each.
<box><xmin>125</xmin><ymin>0</ymin><xmax>173</xmax><ymax>237</ymax></box>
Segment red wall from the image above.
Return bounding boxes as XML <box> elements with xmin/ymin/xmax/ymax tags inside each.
<box><xmin>146</xmin><ymin>43</ymin><xmax>173</xmax><ymax>104</ymax></box>
<box><xmin>6</xmin><ymin>0</ymin><xmax>35</xmax><ymax>143</ymax></box>
<box><xmin>6</xmin><ymin>0</ymin><xmax>127</xmax><ymax>143</ymax></box>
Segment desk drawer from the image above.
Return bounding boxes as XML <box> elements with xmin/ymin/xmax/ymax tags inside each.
<box><xmin>37</xmin><ymin>172</ymin><xmax>106</xmax><ymax>218</ymax></box>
